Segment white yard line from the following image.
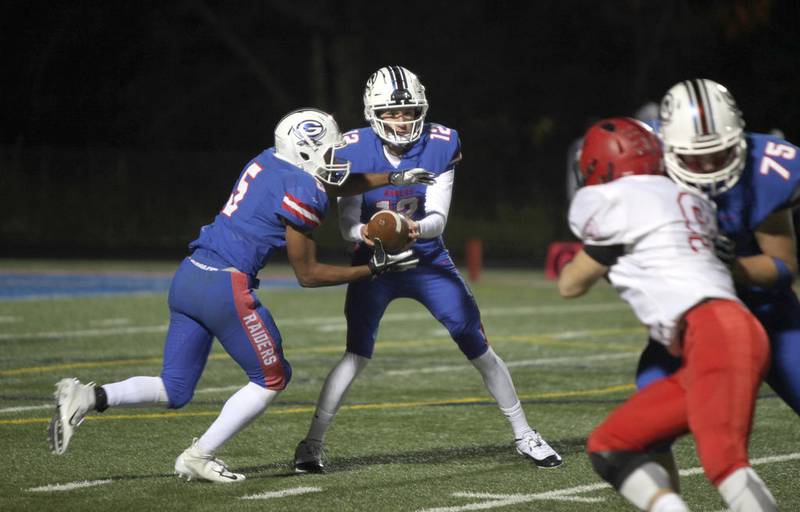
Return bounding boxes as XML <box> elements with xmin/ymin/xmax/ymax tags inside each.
<box><xmin>386</xmin><ymin>353</ymin><xmax>636</xmax><ymax>376</ymax></box>
<box><xmin>89</xmin><ymin>318</ymin><xmax>131</xmax><ymax>326</ymax></box>
<box><xmin>417</xmin><ymin>452</ymin><xmax>800</xmax><ymax>512</ymax></box>
<box><xmin>195</xmin><ymin>385</ymin><xmax>242</xmax><ymax>394</ymax></box>
<box><xmin>0</xmin><ymin>404</ymin><xmax>51</xmax><ymax>414</ymax></box>
<box><xmin>240</xmin><ymin>486</ymin><xmax>322</xmax><ymax>500</ymax></box>
<box><xmin>0</xmin><ymin>302</ymin><xmax>628</xmax><ymax>341</ymax></box>
<box><xmin>28</xmin><ymin>480</ymin><xmax>113</xmax><ymax>492</ymax></box>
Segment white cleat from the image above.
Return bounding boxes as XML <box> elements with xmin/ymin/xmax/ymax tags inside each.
<box><xmin>294</xmin><ymin>439</ymin><xmax>327</xmax><ymax>473</ymax></box>
<box><xmin>515</xmin><ymin>430</ymin><xmax>563</xmax><ymax>468</ymax></box>
<box><xmin>49</xmin><ymin>378</ymin><xmax>96</xmax><ymax>455</ymax></box>
<box><xmin>174</xmin><ymin>439</ymin><xmax>246</xmax><ymax>483</ymax></box>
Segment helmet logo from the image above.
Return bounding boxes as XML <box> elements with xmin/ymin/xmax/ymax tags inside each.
<box><xmin>391</xmin><ymin>89</ymin><xmax>412</xmax><ymax>102</ymax></box>
<box><xmin>293</xmin><ymin>120</ymin><xmax>326</xmax><ymax>146</ymax></box>
<box><xmin>659</xmin><ymin>93</ymin><xmax>674</xmax><ymax>124</ymax></box>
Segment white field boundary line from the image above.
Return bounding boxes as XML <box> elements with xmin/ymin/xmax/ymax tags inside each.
<box><xmin>386</xmin><ymin>352</ymin><xmax>637</xmax><ymax>376</ymax></box>
<box><xmin>28</xmin><ymin>479</ymin><xmax>113</xmax><ymax>492</ymax></box>
<box><xmin>240</xmin><ymin>486</ymin><xmax>322</xmax><ymax>500</ymax></box>
<box><xmin>417</xmin><ymin>452</ymin><xmax>800</xmax><ymax>512</ymax></box>
<box><xmin>0</xmin><ymin>404</ymin><xmax>52</xmax><ymax>414</ymax></box>
<box><xmin>0</xmin><ymin>302</ymin><xmax>628</xmax><ymax>341</ymax></box>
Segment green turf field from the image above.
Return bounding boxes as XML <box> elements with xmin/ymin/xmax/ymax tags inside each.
<box><xmin>1</xmin><ymin>262</ymin><xmax>797</xmax><ymax>511</ymax></box>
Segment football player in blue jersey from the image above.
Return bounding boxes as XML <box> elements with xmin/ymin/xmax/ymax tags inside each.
<box><xmin>638</xmin><ymin>79</ymin><xmax>800</xmax><ymax>412</ymax></box>
<box><xmin>293</xmin><ymin>66</ymin><xmax>562</xmax><ymax>473</ymax></box>
<box><xmin>48</xmin><ymin>108</ymin><xmax>433</xmax><ymax>483</ymax></box>
<box><xmin>633</xmin><ymin>79</ymin><xmax>800</xmax><ymax>494</ymax></box>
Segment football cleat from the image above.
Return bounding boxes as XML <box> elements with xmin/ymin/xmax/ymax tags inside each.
<box><xmin>174</xmin><ymin>438</ymin><xmax>245</xmax><ymax>483</ymax></box>
<box><xmin>515</xmin><ymin>430</ymin><xmax>563</xmax><ymax>469</ymax></box>
<box><xmin>49</xmin><ymin>378</ymin><xmax>96</xmax><ymax>455</ymax></box>
<box><xmin>294</xmin><ymin>439</ymin><xmax>327</xmax><ymax>474</ymax></box>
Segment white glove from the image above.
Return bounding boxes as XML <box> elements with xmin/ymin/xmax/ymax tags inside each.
<box><xmin>389</xmin><ymin>168</ymin><xmax>436</xmax><ymax>186</ymax></box>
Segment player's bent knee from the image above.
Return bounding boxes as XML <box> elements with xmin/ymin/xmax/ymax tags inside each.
<box><xmin>164</xmin><ymin>386</ymin><xmax>193</xmax><ymax>409</ymax></box>
<box><xmin>453</xmin><ymin>327</ymin><xmax>489</xmax><ymax>360</ymax></box>
<box><xmin>588</xmin><ymin>450</ymin><xmax>652</xmax><ymax>489</ymax></box>
<box><xmin>258</xmin><ymin>358</ymin><xmax>293</xmax><ymax>391</ymax></box>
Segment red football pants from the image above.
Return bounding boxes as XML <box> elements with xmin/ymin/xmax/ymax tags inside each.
<box><xmin>587</xmin><ymin>299</ymin><xmax>770</xmax><ymax>485</ymax></box>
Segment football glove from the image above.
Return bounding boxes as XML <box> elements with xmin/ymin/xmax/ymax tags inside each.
<box><xmin>713</xmin><ymin>234</ymin><xmax>736</xmax><ymax>265</ymax></box>
<box><xmin>389</xmin><ymin>168</ymin><xmax>436</xmax><ymax>186</ymax></box>
<box><xmin>368</xmin><ymin>239</ymin><xmax>419</xmax><ymax>276</ymax></box>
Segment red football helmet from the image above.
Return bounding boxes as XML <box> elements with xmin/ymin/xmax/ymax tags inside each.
<box><xmin>578</xmin><ymin>117</ymin><xmax>664</xmax><ymax>186</ymax></box>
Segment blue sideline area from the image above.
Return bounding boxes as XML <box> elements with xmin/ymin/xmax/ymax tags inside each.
<box><xmin>0</xmin><ymin>273</ymin><xmax>300</xmax><ymax>299</ymax></box>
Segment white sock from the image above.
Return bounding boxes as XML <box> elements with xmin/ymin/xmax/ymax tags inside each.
<box><xmin>717</xmin><ymin>467</ymin><xmax>777</xmax><ymax>512</ymax></box>
<box><xmin>102</xmin><ymin>376</ymin><xmax>168</xmax><ymax>407</ymax></box>
<box><xmin>651</xmin><ymin>492</ymin><xmax>690</xmax><ymax>512</ymax></box>
<box><xmin>619</xmin><ymin>462</ymin><xmax>686</xmax><ymax>511</ymax></box>
<box><xmin>196</xmin><ymin>382</ymin><xmax>278</xmax><ymax>453</ymax></box>
<box><xmin>470</xmin><ymin>347</ymin><xmax>531</xmax><ymax>438</ymax></box>
<box><xmin>306</xmin><ymin>352</ymin><xmax>368</xmax><ymax>442</ymax></box>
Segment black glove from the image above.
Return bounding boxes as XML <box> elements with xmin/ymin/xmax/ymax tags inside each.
<box><xmin>368</xmin><ymin>239</ymin><xmax>419</xmax><ymax>276</ymax></box>
<box><xmin>389</xmin><ymin>168</ymin><xmax>436</xmax><ymax>186</ymax></box>
<box><xmin>713</xmin><ymin>234</ymin><xmax>736</xmax><ymax>265</ymax></box>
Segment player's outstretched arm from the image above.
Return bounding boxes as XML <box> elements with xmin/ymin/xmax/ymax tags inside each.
<box><xmin>731</xmin><ymin>208</ymin><xmax>797</xmax><ymax>287</ymax></box>
<box><xmin>557</xmin><ymin>249</ymin><xmax>609</xmax><ymax>298</ymax></box>
<box><xmin>323</xmin><ymin>169</ymin><xmax>436</xmax><ymax>197</ymax></box>
<box><xmin>285</xmin><ymin>225</ymin><xmax>419</xmax><ymax>287</ymax></box>
<box><xmin>286</xmin><ymin>224</ymin><xmax>373</xmax><ymax>287</ymax></box>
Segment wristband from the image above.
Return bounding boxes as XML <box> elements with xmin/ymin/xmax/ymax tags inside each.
<box><xmin>772</xmin><ymin>257</ymin><xmax>793</xmax><ymax>289</ymax></box>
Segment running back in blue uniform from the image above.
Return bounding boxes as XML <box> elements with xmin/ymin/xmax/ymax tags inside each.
<box><xmin>637</xmin><ymin>80</ymin><xmax>800</xmax><ymax>418</ymax></box>
<box><xmin>294</xmin><ymin>67</ymin><xmax>562</xmax><ymax>474</ymax></box>
<box><xmin>49</xmin><ymin>109</ymin><xmax>423</xmax><ymax>482</ymax></box>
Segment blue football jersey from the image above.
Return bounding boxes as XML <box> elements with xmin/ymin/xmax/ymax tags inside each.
<box><xmin>189</xmin><ymin>149</ymin><xmax>328</xmax><ymax>276</ymax></box>
<box><xmin>712</xmin><ymin>133</ymin><xmax>800</xmax><ymax>308</ymax></box>
<box><xmin>338</xmin><ymin>124</ymin><xmax>461</xmax><ymax>262</ymax></box>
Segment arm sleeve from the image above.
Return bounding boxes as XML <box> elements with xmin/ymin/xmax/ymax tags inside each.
<box><xmin>337</xmin><ymin>194</ymin><xmax>365</xmax><ymax>242</ymax></box>
<box><xmin>417</xmin><ymin>169</ymin><xmax>454</xmax><ymax>239</ymax></box>
<box><xmin>278</xmin><ymin>177</ymin><xmax>328</xmax><ymax>232</ymax></box>
<box><xmin>567</xmin><ymin>186</ymin><xmax>626</xmax><ymax>244</ymax></box>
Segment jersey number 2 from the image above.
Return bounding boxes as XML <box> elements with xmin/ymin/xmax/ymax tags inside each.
<box><xmin>376</xmin><ymin>197</ymin><xmax>419</xmax><ymax>217</ymax></box>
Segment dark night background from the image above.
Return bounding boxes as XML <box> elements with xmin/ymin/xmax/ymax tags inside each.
<box><xmin>2</xmin><ymin>0</ymin><xmax>798</xmax><ymax>264</ymax></box>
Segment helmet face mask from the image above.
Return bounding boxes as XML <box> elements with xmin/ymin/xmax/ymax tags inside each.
<box><xmin>274</xmin><ymin>108</ymin><xmax>351</xmax><ymax>186</ymax></box>
<box><xmin>364</xmin><ymin>66</ymin><xmax>429</xmax><ymax>146</ymax></box>
<box><xmin>579</xmin><ymin>117</ymin><xmax>664</xmax><ymax>187</ymax></box>
<box><xmin>658</xmin><ymin>79</ymin><xmax>746</xmax><ymax>196</ymax></box>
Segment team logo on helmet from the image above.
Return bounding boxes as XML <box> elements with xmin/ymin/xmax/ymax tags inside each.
<box><xmin>391</xmin><ymin>89</ymin><xmax>412</xmax><ymax>102</ymax></box>
<box><xmin>659</xmin><ymin>93</ymin><xmax>674</xmax><ymax>124</ymax></box>
<box><xmin>293</xmin><ymin>120</ymin><xmax>326</xmax><ymax>145</ymax></box>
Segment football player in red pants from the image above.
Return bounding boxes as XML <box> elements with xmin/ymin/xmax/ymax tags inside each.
<box><xmin>558</xmin><ymin>117</ymin><xmax>777</xmax><ymax>511</ymax></box>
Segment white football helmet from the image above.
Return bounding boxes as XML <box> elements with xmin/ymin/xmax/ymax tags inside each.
<box><xmin>364</xmin><ymin>66</ymin><xmax>429</xmax><ymax>146</ymax></box>
<box><xmin>658</xmin><ymin>78</ymin><xmax>747</xmax><ymax>196</ymax></box>
<box><xmin>274</xmin><ymin>108</ymin><xmax>351</xmax><ymax>186</ymax></box>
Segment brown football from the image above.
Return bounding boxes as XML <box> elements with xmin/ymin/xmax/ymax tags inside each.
<box><xmin>366</xmin><ymin>210</ymin><xmax>410</xmax><ymax>253</ymax></box>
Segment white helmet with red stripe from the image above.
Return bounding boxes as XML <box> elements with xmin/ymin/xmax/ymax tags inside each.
<box><xmin>658</xmin><ymin>78</ymin><xmax>746</xmax><ymax>196</ymax></box>
<box><xmin>274</xmin><ymin>108</ymin><xmax>351</xmax><ymax>186</ymax></box>
<box><xmin>364</xmin><ymin>66</ymin><xmax>429</xmax><ymax>146</ymax></box>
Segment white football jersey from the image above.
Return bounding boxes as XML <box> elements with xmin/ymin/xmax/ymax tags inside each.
<box><xmin>568</xmin><ymin>175</ymin><xmax>738</xmax><ymax>349</ymax></box>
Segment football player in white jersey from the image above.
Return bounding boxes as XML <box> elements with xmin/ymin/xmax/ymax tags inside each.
<box><xmin>558</xmin><ymin>118</ymin><xmax>776</xmax><ymax>511</ymax></box>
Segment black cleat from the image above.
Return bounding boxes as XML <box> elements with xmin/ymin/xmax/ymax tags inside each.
<box><xmin>294</xmin><ymin>439</ymin><xmax>327</xmax><ymax>473</ymax></box>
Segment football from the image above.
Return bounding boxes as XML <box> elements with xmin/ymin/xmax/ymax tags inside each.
<box><xmin>366</xmin><ymin>210</ymin><xmax>411</xmax><ymax>253</ymax></box>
